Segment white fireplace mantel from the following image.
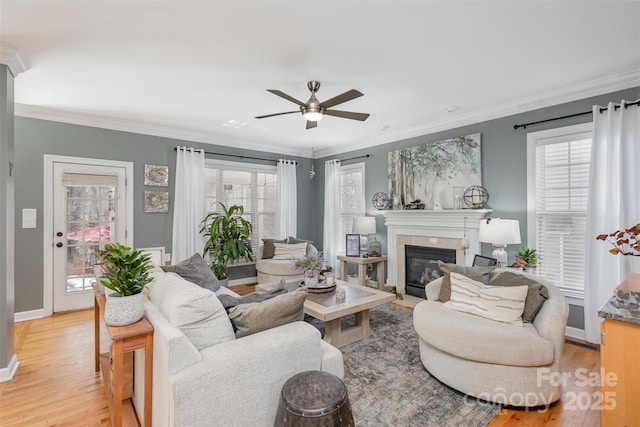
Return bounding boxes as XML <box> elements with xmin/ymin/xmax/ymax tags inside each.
<box><xmin>382</xmin><ymin>209</ymin><xmax>492</xmax><ymax>293</ymax></box>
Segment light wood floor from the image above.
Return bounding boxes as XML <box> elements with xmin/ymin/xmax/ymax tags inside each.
<box><xmin>1</xmin><ymin>287</ymin><xmax>601</xmax><ymax>427</ymax></box>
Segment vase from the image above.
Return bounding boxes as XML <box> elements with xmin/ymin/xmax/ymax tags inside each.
<box><xmin>629</xmin><ymin>256</ymin><xmax>640</xmax><ymax>273</ymax></box>
<box><xmin>104</xmin><ymin>292</ymin><xmax>145</xmax><ymax>326</ymax></box>
<box><xmin>304</xmin><ymin>271</ymin><xmax>319</xmax><ymax>288</ymax></box>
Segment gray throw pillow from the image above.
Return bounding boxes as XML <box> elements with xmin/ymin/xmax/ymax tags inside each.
<box><xmin>437</xmin><ymin>261</ymin><xmax>495</xmax><ymax>302</ymax></box>
<box><xmin>261</xmin><ymin>238</ymin><xmax>286</xmax><ymax>259</ymax></box>
<box><xmin>228</xmin><ymin>287</ymin><xmax>307</xmax><ymax>338</ymax></box>
<box><xmin>171</xmin><ymin>253</ymin><xmax>221</xmax><ymax>292</ymax></box>
<box><xmin>217</xmin><ymin>288</ymin><xmax>287</xmax><ymax>312</ymax></box>
<box><xmin>489</xmin><ymin>271</ymin><xmax>549</xmax><ymax>322</ymax></box>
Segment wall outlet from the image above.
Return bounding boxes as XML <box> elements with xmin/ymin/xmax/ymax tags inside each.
<box><xmin>164</xmin><ymin>253</ymin><xmax>171</xmax><ymax>263</ymax></box>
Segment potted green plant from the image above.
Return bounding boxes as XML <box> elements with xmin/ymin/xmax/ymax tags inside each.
<box><xmin>100</xmin><ymin>243</ymin><xmax>153</xmax><ymax>326</ymax></box>
<box><xmin>200</xmin><ymin>203</ymin><xmax>254</xmax><ymax>281</ymax></box>
<box><xmin>514</xmin><ymin>247</ymin><xmax>537</xmax><ymax>271</ymax></box>
<box><xmin>294</xmin><ymin>252</ymin><xmax>324</xmax><ymax>287</ymax></box>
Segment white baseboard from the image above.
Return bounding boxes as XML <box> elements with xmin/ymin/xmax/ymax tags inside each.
<box><xmin>0</xmin><ymin>354</ymin><xmax>19</xmax><ymax>383</ymax></box>
<box><xmin>14</xmin><ymin>308</ymin><xmax>46</xmax><ymax>322</ymax></box>
<box><xmin>565</xmin><ymin>326</ymin><xmax>587</xmax><ymax>342</ymax></box>
<box><xmin>228</xmin><ymin>276</ymin><xmax>258</xmax><ymax>287</ymax></box>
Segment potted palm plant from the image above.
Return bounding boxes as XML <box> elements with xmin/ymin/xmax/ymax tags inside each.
<box><xmin>200</xmin><ymin>203</ymin><xmax>254</xmax><ymax>282</ymax></box>
<box><xmin>100</xmin><ymin>243</ymin><xmax>153</xmax><ymax>326</ymax></box>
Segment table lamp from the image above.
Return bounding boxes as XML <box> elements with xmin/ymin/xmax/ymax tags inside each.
<box><xmin>352</xmin><ymin>216</ymin><xmax>376</xmax><ymax>255</ymax></box>
<box><xmin>478</xmin><ymin>218</ymin><xmax>521</xmax><ymax>267</ymax></box>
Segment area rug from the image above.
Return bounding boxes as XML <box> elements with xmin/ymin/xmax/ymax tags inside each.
<box><xmin>306</xmin><ymin>304</ymin><xmax>500</xmax><ymax>426</ymax></box>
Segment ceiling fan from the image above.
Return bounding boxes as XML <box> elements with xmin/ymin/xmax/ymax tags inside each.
<box><xmin>255</xmin><ymin>81</ymin><xmax>370</xmax><ymax>129</ymax></box>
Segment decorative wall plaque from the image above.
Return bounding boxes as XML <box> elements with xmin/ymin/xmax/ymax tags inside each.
<box><xmin>144</xmin><ymin>191</ymin><xmax>169</xmax><ymax>213</ymax></box>
<box><xmin>144</xmin><ymin>164</ymin><xmax>169</xmax><ymax>186</ymax></box>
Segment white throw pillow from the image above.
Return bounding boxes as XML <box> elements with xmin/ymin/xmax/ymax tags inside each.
<box><xmin>444</xmin><ymin>272</ymin><xmax>528</xmax><ymax>326</ymax></box>
<box><xmin>272</xmin><ymin>242</ymin><xmax>308</xmax><ymax>260</ymax></box>
<box><xmin>148</xmin><ymin>271</ymin><xmax>236</xmax><ymax>350</ymax></box>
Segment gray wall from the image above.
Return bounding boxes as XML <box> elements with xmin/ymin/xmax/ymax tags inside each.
<box><xmin>14</xmin><ymin>118</ymin><xmax>314</xmax><ymax>312</ymax></box>
<box><xmin>14</xmin><ymin>86</ymin><xmax>640</xmax><ymax>329</ymax></box>
<box><xmin>1</xmin><ymin>65</ymin><xmax>16</xmax><ymax>371</ymax></box>
<box><xmin>310</xmin><ymin>86</ymin><xmax>640</xmax><ymax>331</ymax></box>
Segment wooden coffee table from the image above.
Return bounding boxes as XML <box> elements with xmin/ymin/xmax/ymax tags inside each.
<box><xmin>256</xmin><ymin>280</ymin><xmax>395</xmax><ymax>347</ymax></box>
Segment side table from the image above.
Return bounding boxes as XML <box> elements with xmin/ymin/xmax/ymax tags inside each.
<box><xmin>337</xmin><ymin>255</ymin><xmax>387</xmax><ymax>289</ymax></box>
<box><xmin>94</xmin><ymin>288</ymin><xmax>153</xmax><ymax>427</ymax></box>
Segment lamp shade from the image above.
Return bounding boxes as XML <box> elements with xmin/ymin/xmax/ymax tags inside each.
<box><xmin>478</xmin><ymin>218</ymin><xmax>521</xmax><ymax>245</ymax></box>
<box><xmin>352</xmin><ymin>216</ymin><xmax>376</xmax><ymax>235</ymax></box>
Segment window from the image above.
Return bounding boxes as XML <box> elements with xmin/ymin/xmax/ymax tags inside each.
<box><xmin>340</xmin><ymin>162</ymin><xmax>366</xmax><ymax>235</ymax></box>
<box><xmin>527</xmin><ymin>123</ymin><xmax>593</xmax><ymax>300</ymax></box>
<box><xmin>204</xmin><ymin>159</ymin><xmax>277</xmax><ymax>258</ymax></box>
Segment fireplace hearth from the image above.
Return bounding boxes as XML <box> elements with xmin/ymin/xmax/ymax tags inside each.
<box><xmin>405</xmin><ymin>245</ymin><xmax>456</xmax><ymax>298</ymax></box>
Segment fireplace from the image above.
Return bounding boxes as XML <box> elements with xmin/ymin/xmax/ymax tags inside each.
<box><xmin>405</xmin><ymin>245</ymin><xmax>456</xmax><ymax>298</ymax></box>
<box><xmin>382</xmin><ymin>209</ymin><xmax>491</xmax><ymax>295</ymax></box>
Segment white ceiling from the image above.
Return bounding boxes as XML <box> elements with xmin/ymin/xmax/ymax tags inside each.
<box><xmin>2</xmin><ymin>1</ymin><xmax>639</xmax><ymax>158</ymax></box>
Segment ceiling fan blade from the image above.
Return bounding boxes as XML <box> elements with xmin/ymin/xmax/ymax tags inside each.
<box><xmin>324</xmin><ymin>109</ymin><xmax>370</xmax><ymax>121</ymax></box>
<box><xmin>306</xmin><ymin>120</ymin><xmax>318</xmax><ymax>130</ymax></box>
<box><xmin>267</xmin><ymin>89</ymin><xmax>306</xmax><ymax>106</ymax></box>
<box><xmin>320</xmin><ymin>89</ymin><xmax>363</xmax><ymax>109</ymax></box>
<box><xmin>255</xmin><ymin>111</ymin><xmax>299</xmax><ymax>119</ymax></box>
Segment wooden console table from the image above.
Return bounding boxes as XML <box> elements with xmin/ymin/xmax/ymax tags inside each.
<box><xmin>94</xmin><ymin>289</ymin><xmax>153</xmax><ymax>427</ymax></box>
<box><xmin>337</xmin><ymin>255</ymin><xmax>387</xmax><ymax>289</ymax></box>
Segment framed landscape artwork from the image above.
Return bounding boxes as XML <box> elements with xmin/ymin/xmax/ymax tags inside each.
<box><xmin>388</xmin><ymin>133</ymin><xmax>482</xmax><ymax>209</ymax></box>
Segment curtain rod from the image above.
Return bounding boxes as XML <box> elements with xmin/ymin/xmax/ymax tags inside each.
<box><xmin>340</xmin><ymin>154</ymin><xmax>370</xmax><ymax>163</ymax></box>
<box><xmin>174</xmin><ymin>147</ymin><xmax>285</xmax><ymax>164</ymax></box>
<box><xmin>175</xmin><ymin>147</ymin><xmax>370</xmax><ymax>164</ymax></box>
<box><xmin>513</xmin><ymin>100</ymin><xmax>640</xmax><ymax>130</ymax></box>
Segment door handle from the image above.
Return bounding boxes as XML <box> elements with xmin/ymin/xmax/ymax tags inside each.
<box><xmin>56</xmin><ymin>242</ymin><xmax>63</xmax><ymax>248</ymax></box>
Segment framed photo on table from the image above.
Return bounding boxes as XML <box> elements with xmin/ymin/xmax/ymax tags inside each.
<box><xmin>472</xmin><ymin>254</ymin><xmax>497</xmax><ymax>267</ymax></box>
<box><xmin>346</xmin><ymin>234</ymin><xmax>360</xmax><ymax>257</ymax></box>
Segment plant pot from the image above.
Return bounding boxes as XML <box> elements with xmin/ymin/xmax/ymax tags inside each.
<box><xmin>304</xmin><ymin>271</ymin><xmax>319</xmax><ymax>288</ymax></box>
<box><xmin>104</xmin><ymin>292</ymin><xmax>145</xmax><ymax>326</ymax></box>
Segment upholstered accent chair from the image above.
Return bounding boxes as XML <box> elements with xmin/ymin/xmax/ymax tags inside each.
<box><xmin>413</xmin><ymin>269</ymin><xmax>569</xmax><ymax>407</ymax></box>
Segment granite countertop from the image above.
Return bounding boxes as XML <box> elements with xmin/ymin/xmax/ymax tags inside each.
<box><xmin>598</xmin><ymin>292</ymin><xmax>640</xmax><ymax>325</ymax></box>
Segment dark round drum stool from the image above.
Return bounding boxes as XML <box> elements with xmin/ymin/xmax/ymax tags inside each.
<box><xmin>274</xmin><ymin>370</ymin><xmax>355</xmax><ymax>427</ymax></box>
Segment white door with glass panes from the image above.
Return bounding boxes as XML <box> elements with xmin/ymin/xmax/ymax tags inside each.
<box><xmin>49</xmin><ymin>158</ymin><xmax>130</xmax><ymax>312</ymax></box>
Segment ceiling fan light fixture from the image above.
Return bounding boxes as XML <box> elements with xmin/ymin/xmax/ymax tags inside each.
<box><xmin>303</xmin><ymin>111</ymin><xmax>324</xmax><ymax>121</ymax></box>
<box><xmin>301</xmin><ymin>105</ymin><xmax>325</xmax><ymax>122</ymax></box>
<box><xmin>257</xmin><ymin>81</ymin><xmax>368</xmax><ymax>129</ymax></box>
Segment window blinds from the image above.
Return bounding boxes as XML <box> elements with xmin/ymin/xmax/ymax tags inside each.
<box><xmin>535</xmin><ymin>138</ymin><xmax>591</xmax><ymax>290</ymax></box>
<box><xmin>61</xmin><ymin>173</ymin><xmax>119</xmax><ymax>187</ymax></box>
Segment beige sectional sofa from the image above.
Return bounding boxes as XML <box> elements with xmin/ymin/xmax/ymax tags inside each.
<box><xmin>133</xmin><ymin>267</ymin><xmax>343</xmax><ymax>427</ymax></box>
<box><xmin>413</xmin><ymin>269</ymin><xmax>568</xmax><ymax>407</ymax></box>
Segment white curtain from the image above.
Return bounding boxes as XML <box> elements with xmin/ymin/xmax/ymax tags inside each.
<box><xmin>323</xmin><ymin>159</ymin><xmax>342</xmax><ymax>274</ymax></box>
<box><xmin>172</xmin><ymin>147</ymin><xmax>206</xmax><ymax>263</ymax></box>
<box><xmin>584</xmin><ymin>100</ymin><xmax>640</xmax><ymax>343</ymax></box>
<box><xmin>276</xmin><ymin>159</ymin><xmax>297</xmax><ymax>238</ymax></box>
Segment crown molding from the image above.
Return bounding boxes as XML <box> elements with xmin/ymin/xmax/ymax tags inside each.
<box><xmin>14</xmin><ymin>104</ymin><xmax>312</xmax><ymax>158</ymax></box>
<box><xmin>14</xmin><ymin>68</ymin><xmax>640</xmax><ymax>160</ymax></box>
<box><xmin>0</xmin><ymin>43</ymin><xmax>27</xmax><ymax>77</ymax></box>
<box><xmin>314</xmin><ymin>69</ymin><xmax>640</xmax><ymax>158</ymax></box>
